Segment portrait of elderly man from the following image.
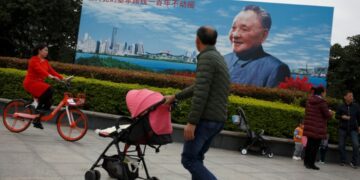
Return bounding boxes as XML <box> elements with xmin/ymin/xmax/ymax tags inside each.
<box><xmin>224</xmin><ymin>5</ymin><xmax>290</xmax><ymax>88</ymax></box>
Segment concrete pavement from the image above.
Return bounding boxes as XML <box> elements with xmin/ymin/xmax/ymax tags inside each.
<box><xmin>1</xmin><ymin>121</ymin><xmax>360</xmax><ymax>180</ymax></box>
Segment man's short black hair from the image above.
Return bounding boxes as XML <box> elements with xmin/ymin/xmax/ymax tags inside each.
<box><xmin>196</xmin><ymin>26</ymin><xmax>217</xmax><ymax>45</ymax></box>
<box><xmin>344</xmin><ymin>90</ymin><xmax>353</xmax><ymax>96</ymax></box>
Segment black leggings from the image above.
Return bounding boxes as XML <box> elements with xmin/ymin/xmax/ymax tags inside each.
<box><xmin>37</xmin><ymin>87</ymin><xmax>53</xmax><ymax>111</ymax></box>
<box><xmin>304</xmin><ymin>137</ymin><xmax>321</xmax><ymax>167</ymax></box>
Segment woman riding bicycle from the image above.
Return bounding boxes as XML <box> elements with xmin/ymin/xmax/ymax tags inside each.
<box><xmin>23</xmin><ymin>44</ymin><xmax>63</xmax><ymax>129</ymax></box>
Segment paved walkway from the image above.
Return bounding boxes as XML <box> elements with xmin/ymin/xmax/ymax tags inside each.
<box><xmin>1</xmin><ymin>121</ymin><xmax>360</xmax><ymax>180</ymax></box>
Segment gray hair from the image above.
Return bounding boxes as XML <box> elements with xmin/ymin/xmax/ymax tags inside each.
<box><xmin>241</xmin><ymin>5</ymin><xmax>272</xmax><ymax>30</ymax></box>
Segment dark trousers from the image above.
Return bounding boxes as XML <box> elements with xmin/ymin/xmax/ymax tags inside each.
<box><xmin>181</xmin><ymin>121</ymin><xmax>224</xmax><ymax>180</ymax></box>
<box><xmin>304</xmin><ymin>137</ymin><xmax>321</xmax><ymax>167</ymax></box>
<box><xmin>338</xmin><ymin>129</ymin><xmax>359</xmax><ymax>165</ymax></box>
<box><xmin>319</xmin><ymin>146</ymin><xmax>328</xmax><ymax>162</ymax></box>
<box><xmin>37</xmin><ymin>87</ymin><xmax>53</xmax><ymax>111</ymax></box>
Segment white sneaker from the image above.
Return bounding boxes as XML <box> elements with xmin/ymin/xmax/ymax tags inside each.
<box><xmin>319</xmin><ymin>161</ymin><xmax>325</xmax><ymax>164</ymax></box>
<box><xmin>95</xmin><ymin>124</ymin><xmax>131</xmax><ymax>136</ymax></box>
<box><xmin>292</xmin><ymin>156</ymin><xmax>301</xmax><ymax>160</ymax></box>
<box><xmin>95</xmin><ymin>126</ymin><xmax>117</xmax><ymax>135</ymax></box>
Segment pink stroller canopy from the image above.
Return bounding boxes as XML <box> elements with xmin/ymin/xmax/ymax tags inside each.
<box><xmin>126</xmin><ymin>89</ymin><xmax>172</xmax><ymax>135</ymax></box>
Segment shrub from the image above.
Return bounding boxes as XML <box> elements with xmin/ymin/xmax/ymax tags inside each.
<box><xmin>0</xmin><ymin>67</ymin><xmax>341</xmax><ymax>143</ymax></box>
<box><xmin>172</xmin><ymin>72</ymin><xmax>196</xmax><ymax>78</ymax></box>
<box><xmin>0</xmin><ymin>56</ymin><xmax>341</xmax><ymax>107</ymax></box>
<box><xmin>0</xmin><ymin>56</ymin><xmax>194</xmax><ymax>89</ymax></box>
<box><xmin>278</xmin><ymin>76</ymin><xmax>313</xmax><ymax>92</ymax></box>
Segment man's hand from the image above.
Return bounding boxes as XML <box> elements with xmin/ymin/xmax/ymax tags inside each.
<box><xmin>342</xmin><ymin>115</ymin><xmax>350</xmax><ymax>120</ymax></box>
<box><xmin>164</xmin><ymin>95</ymin><xmax>176</xmax><ymax>105</ymax></box>
<box><xmin>184</xmin><ymin>123</ymin><xmax>196</xmax><ymax>141</ymax></box>
<box><xmin>358</xmin><ymin>127</ymin><xmax>360</xmax><ymax>133</ymax></box>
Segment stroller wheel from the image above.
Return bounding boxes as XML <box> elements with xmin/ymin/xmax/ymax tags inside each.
<box><xmin>241</xmin><ymin>149</ymin><xmax>247</xmax><ymax>155</ymax></box>
<box><xmin>267</xmin><ymin>152</ymin><xmax>274</xmax><ymax>158</ymax></box>
<box><xmin>94</xmin><ymin>170</ymin><xmax>101</xmax><ymax>180</ymax></box>
<box><xmin>85</xmin><ymin>170</ymin><xmax>101</xmax><ymax>180</ymax></box>
<box><xmin>150</xmin><ymin>177</ymin><xmax>159</xmax><ymax>180</ymax></box>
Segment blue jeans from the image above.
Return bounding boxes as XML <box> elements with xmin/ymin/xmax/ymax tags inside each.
<box><xmin>338</xmin><ymin>129</ymin><xmax>359</xmax><ymax>165</ymax></box>
<box><xmin>181</xmin><ymin>120</ymin><xmax>224</xmax><ymax>180</ymax></box>
<box><xmin>293</xmin><ymin>142</ymin><xmax>303</xmax><ymax>157</ymax></box>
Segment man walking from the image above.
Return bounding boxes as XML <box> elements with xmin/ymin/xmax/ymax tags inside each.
<box><xmin>165</xmin><ymin>26</ymin><xmax>230</xmax><ymax>179</ymax></box>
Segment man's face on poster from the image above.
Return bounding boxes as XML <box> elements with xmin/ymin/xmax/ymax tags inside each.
<box><xmin>229</xmin><ymin>10</ymin><xmax>269</xmax><ymax>54</ymax></box>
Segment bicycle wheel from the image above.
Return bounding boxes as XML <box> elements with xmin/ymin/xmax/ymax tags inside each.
<box><xmin>3</xmin><ymin>99</ymin><xmax>33</xmax><ymax>133</ymax></box>
<box><xmin>56</xmin><ymin>108</ymin><xmax>88</xmax><ymax>141</ymax></box>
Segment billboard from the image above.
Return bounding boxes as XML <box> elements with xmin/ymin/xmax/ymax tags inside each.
<box><xmin>76</xmin><ymin>0</ymin><xmax>333</xmax><ymax>88</ymax></box>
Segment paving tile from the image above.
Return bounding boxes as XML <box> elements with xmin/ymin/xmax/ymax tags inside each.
<box><xmin>1</xmin><ymin>121</ymin><xmax>360</xmax><ymax>180</ymax></box>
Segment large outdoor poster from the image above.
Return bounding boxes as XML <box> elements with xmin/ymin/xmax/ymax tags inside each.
<box><xmin>76</xmin><ymin>0</ymin><xmax>333</xmax><ymax>88</ymax></box>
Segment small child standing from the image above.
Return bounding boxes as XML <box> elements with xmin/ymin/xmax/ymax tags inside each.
<box><xmin>293</xmin><ymin>122</ymin><xmax>304</xmax><ymax>160</ymax></box>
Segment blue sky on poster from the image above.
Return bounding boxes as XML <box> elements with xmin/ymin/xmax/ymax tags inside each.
<box><xmin>243</xmin><ymin>0</ymin><xmax>360</xmax><ymax>46</ymax></box>
<box><xmin>78</xmin><ymin>0</ymin><xmax>335</xmax><ymax>70</ymax></box>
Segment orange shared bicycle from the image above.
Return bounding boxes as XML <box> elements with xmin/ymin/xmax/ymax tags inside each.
<box><xmin>2</xmin><ymin>76</ymin><xmax>88</xmax><ymax>141</ymax></box>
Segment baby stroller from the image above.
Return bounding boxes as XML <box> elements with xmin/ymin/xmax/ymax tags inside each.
<box><xmin>85</xmin><ymin>89</ymin><xmax>173</xmax><ymax>180</ymax></box>
<box><xmin>232</xmin><ymin>107</ymin><xmax>273</xmax><ymax>158</ymax></box>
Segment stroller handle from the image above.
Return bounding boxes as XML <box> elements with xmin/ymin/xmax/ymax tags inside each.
<box><xmin>237</xmin><ymin>107</ymin><xmax>247</xmax><ymax>119</ymax></box>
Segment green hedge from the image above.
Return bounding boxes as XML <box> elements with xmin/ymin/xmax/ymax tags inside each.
<box><xmin>0</xmin><ymin>68</ymin><xmax>340</xmax><ymax>143</ymax></box>
<box><xmin>0</xmin><ymin>56</ymin><xmax>342</xmax><ymax>108</ymax></box>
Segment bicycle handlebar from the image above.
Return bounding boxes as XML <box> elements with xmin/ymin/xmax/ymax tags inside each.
<box><xmin>60</xmin><ymin>75</ymin><xmax>74</xmax><ymax>89</ymax></box>
<box><xmin>64</xmin><ymin>75</ymin><xmax>74</xmax><ymax>82</ymax></box>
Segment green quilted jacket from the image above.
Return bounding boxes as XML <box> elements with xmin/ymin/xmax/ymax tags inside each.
<box><xmin>175</xmin><ymin>46</ymin><xmax>230</xmax><ymax>124</ymax></box>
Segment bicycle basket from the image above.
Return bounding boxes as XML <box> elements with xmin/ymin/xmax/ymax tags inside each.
<box><xmin>75</xmin><ymin>93</ymin><xmax>86</xmax><ymax>106</ymax></box>
<box><xmin>64</xmin><ymin>92</ymin><xmax>73</xmax><ymax>98</ymax></box>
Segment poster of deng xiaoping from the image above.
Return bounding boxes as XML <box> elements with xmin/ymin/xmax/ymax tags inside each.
<box><xmin>75</xmin><ymin>0</ymin><xmax>334</xmax><ymax>88</ymax></box>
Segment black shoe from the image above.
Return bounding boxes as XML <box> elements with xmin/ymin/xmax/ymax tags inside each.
<box><xmin>32</xmin><ymin>118</ymin><xmax>44</xmax><ymax>130</ymax></box>
<box><xmin>33</xmin><ymin>121</ymin><xmax>44</xmax><ymax>129</ymax></box>
<box><xmin>311</xmin><ymin>165</ymin><xmax>320</xmax><ymax>170</ymax></box>
<box><xmin>350</xmin><ymin>162</ymin><xmax>358</xmax><ymax>169</ymax></box>
<box><xmin>305</xmin><ymin>164</ymin><xmax>319</xmax><ymax>170</ymax></box>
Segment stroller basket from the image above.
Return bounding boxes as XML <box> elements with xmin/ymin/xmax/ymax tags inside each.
<box><xmin>101</xmin><ymin>154</ymin><xmax>139</xmax><ymax>180</ymax></box>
